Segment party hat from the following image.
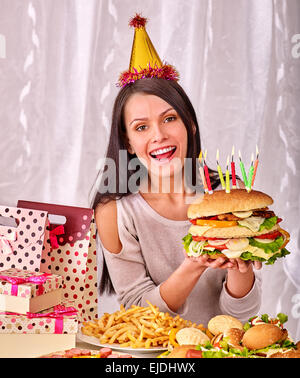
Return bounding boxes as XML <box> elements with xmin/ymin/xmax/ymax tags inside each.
<box><xmin>118</xmin><ymin>14</ymin><xmax>179</xmax><ymax>87</ymax></box>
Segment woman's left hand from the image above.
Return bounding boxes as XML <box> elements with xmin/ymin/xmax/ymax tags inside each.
<box><xmin>227</xmin><ymin>258</ymin><xmax>262</xmax><ymax>273</ymax></box>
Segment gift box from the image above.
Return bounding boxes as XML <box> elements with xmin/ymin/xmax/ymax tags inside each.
<box><xmin>0</xmin><ymin>268</ymin><xmax>63</xmax><ymax>314</ymax></box>
<box><xmin>0</xmin><ymin>301</ymin><xmax>78</xmax><ymax>358</ymax></box>
<box><xmin>0</xmin><ymin>205</ymin><xmax>49</xmax><ymax>272</ymax></box>
<box><xmin>18</xmin><ymin>200</ymin><xmax>98</xmax><ymax>323</ymax></box>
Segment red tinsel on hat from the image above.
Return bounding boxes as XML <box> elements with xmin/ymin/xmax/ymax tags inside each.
<box><xmin>129</xmin><ymin>14</ymin><xmax>147</xmax><ymax>28</ymax></box>
<box><xmin>118</xmin><ymin>63</ymin><xmax>179</xmax><ymax>88</ymax></box>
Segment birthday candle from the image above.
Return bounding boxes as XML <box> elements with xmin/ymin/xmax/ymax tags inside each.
<box><xmin>246</xmin><ymin>153</ymin><xmax>254</xmax><ymax>192</ymax></box>
<box><xmin>231</xmin><ymin>146</ymin><xmax>237</xmax><ymax>189</ymax></box>
<box><xmin>225</xmin><ymin>156</ymin><xmax>230</xmax><ymax>193</ymax></box>
<box><xmin>198</xmin><ymin>151</ymin><xmax>208</xmax><ymax>193</ymax></box>
<box><xmin>216</xmin><ymin>149</ymin><xmax>226</xmax><ymax>190</ymax></box>
<box><xmin>251</xmin><ymin>145</ymin><xmax>259</xmax><ymax>188</ymax></box>
<box><xmin>238</xmin><ymin>150</ymin><xmax>248</xmax><ymax>188</ymax></box>
<box><xmin>203</xmin><ymin>150</ymin><xmax>213</xmax><ymax>194</ymax></box>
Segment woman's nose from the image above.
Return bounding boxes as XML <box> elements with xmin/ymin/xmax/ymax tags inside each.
<box><xmin>151</xmin><ymin>124</ymin><xmax>168</xmax><ymax>143</ymax></box>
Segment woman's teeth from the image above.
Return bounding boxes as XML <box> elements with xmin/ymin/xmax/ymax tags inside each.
<box><xmin>150</xmin><ymin>146</ymin><xmax>176</xmax><ymax>160</ymax></box>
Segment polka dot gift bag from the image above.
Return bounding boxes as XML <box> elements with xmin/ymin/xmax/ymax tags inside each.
<box><xmin>17</xmin><ymin>201</ymin><xmax>98</xmax><ymax>323</ymax></box>
<box><xmin>0</xmin><ymin>205</ymin><xmax>48</xmax><ymax>272</ymax></box>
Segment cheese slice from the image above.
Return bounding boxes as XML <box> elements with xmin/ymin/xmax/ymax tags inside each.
<box><xmin>237</xmin><ymin>216</ymin><xmax>265</xmax><ymax>232</ymax></box>
<box><xmin>215</xmin><ymin>245</ymin><xmax>279</xmax><ymax>260</ymax></box>
<box><xmin>243</xmin><ymin>245</ymin><xmax>278</xmax><ymax>260</ymax></box>
<box><xmin>188</xmin><ymin>225</ymin><xmax>213</xmax><ymax>236</ymax></box>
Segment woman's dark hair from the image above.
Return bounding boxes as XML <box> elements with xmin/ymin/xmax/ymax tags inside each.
<box><xmin>91</xmin><ymin>78</ymin><xmax>220</xmax><ymax>295</ymax></box>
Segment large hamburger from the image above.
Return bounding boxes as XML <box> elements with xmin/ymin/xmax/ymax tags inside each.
<box><xmin>183</xmin><ymin>189</ymin><xmax>290</xmax><ymax>264</ymax></box>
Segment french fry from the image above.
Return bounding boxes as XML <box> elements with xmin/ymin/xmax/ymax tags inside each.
<box><xmin>104</xmin><ymin>314</ymin><xmax>115</xmax><ymax>331</ymax></box>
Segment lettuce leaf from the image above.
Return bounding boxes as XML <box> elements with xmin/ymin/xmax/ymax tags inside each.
<box><xmin>277</xmin><ymin>313</ymin><xmax>288</xmax><ymax>324</ymax></box>
<box><xmin>240</xmin><ymin>248</ymin><xmax>290</xmax><ymax>265</ymax></box>
<box><xmin>258</xmin><ymin>216</ymin><xmax>278</xmax><ymax>231</ymax></box>
<box><xmin>249</xmin><ymin>339</ymin><xmax>296</xmax><ymax>355</ymax></box>
<box><xmin>182</xmin><ymin>234</ymin><xmax>193</xmax><ymax>253</ymax></box>
<box><xmin>248</xmin><ymin>236</ymin><xmax>284</xmax><ymax>254</ymax></box>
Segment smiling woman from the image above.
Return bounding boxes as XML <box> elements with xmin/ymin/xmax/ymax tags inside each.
<box><xmin>90</xmin><ymin>77</ymin><xmax>262</xmax><ymax>326</ymax></box>
<box><xmin>90</xmin><ymin>14</ymin><xmax>262</xmax><ymax>325</ymax></box>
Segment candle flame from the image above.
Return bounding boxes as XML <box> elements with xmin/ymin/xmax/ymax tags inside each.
<box><xmin>226</xmin><ymin>155</ymin><xmax>229</xmax><ymax>168</ymax></box>
<box><xmin>256</xmin><ymin>145</ymin><xmax>259</xmax><ymax>159</ymax></box>
<box><xmin>198</xmin><ymin>150</ymin><xmax>202</xmax><ymax>162</ymax></box>
<box><xmin>231</xmin><ymin>145</ymin><xmax>235</xmax><ymax>160</ymax></box>
<box><xmin>251</xmin><ymin>153</ymin><xmax>254</xmax><ymax>164</ymax></box>
<box><xmin>216</xmin><ymin>149</ymin><xmax>219</xmax><ymax>162</ymax></box>
<box><xmin>238</xmin><ymin>150</ymin><xmax>242</xmax><ymax>160</ymax></box>
<box><xmin>204</xmin><ymin>149</ymin><xmax>207</xmax><ymax>160</ymax></box>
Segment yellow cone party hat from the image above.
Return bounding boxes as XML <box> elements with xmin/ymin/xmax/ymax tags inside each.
<box><xmin>118</xmin><ymin>14</ymin><xmax>179</xmax><ymax>87</ymax></box>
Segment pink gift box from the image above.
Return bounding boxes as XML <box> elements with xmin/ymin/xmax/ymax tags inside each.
<box><xmin>0</xmin><ymin>301</ymin><xmax>78</xmax><ymax>334</ymax></box>
<box><xmin>0</xmin><ymin>301</ymin><xmax>78</xmax><ymax>358</ymax></box>
<box><xmin>0</xmin><ymin>268</ymin><xmax>63</xmax><ymax>314</ymax></box>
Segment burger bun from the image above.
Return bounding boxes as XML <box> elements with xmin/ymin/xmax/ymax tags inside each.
<box><xmin>241</xmin><ymin>323</ymin><xmax>284</xmax><ymax>350</ymax></box>
<box><xmin>208</xmin><ymin>315</ymin><xmax>243</xmax><ymax>336</ymax></box>
<box><xmin>188</xmin><ymin>189</ymin><xmax>273</xmax><ymax>219</ymax></box>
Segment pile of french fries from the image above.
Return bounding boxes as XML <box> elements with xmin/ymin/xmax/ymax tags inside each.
<box><xmin>81</xmin><ymin>300</ymin><xmax>209</xmax><ymax>349</ymax></box>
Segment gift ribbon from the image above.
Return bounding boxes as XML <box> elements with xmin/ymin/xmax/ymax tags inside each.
<box><xmin>0</xmin><ymin>272</ymin><xmax>51</xmax><ymax>296</ymax></box>
<box><xmin>26</xmin><ymin>305</ymin><xmax>77</xmax><ymax>334</ymax></box>
<box><xmin>0</xmin><ymin>231</ymin><xmax>17</xmax><ymax>255</ymax></box>
<box><xmin>49</xmin><ymin>225</ymin><xmax>65</xmax><ymax>248</ymax></box>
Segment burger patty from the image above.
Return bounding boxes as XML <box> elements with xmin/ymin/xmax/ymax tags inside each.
<box><xmin>201</xmin><ymin>209</ymin><xmax>275</xmax><ymax>222</ymax></box>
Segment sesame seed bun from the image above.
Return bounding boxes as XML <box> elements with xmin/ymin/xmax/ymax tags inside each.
<box><xmin>269</xmin><ymin>349</ymin><xmax>300</xmax><ymax>358</ymax></box>
<box><xmin>188</xmin><ymin>189</ymin><xmax>273</xmax><ymax>219</ymax></box>
<box><xmin>224</xmin><ymin>328</ymin><xmax>245</xmax><ymax>347</ymax></box>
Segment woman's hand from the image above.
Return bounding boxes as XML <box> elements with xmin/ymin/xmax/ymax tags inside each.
<box><xmin>186</xmin><ymin>254</ymin><xmax>235</xmax><ymax>270</ymax></box>
<box><xmin>225</xmin><ymin>258</ymin><xmax>262</xmax><ymax>298</ymax></box>
<box><xmin>227</xmin><ymin>258</ymin><xmax>262</xmax><ymax>273</ymax></box>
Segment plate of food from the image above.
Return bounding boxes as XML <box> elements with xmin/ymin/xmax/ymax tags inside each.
<box><xmin>78</xmin><ymin>300</ymin><xmax>209</xmax><ymax>353</ymax></box>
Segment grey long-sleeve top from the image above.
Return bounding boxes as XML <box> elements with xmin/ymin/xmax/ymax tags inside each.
<box><xmin>99</xmin><ymin>192</ymin><xmax>262</xmax><ymax>325</ymax></box>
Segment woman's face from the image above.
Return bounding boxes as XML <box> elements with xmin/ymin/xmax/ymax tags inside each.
<box><xmin>123</xmin><ymin>93</ymin><xmax>188</xmax><ymax>180</ymax></box>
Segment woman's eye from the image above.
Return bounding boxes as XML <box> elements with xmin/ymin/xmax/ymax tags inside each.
<box><xmin>136</xmin><ymin>125</ymin><xmax>147</xmax><ymax>132</ymax></box>
<box><xmin>164</xmin><ymin>115</ymin><xmax>176</xmax><ymax>123</ymax></box>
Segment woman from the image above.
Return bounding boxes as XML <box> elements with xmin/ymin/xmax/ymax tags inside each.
<box><xmin>92</xmin><ymin>78</ymin><xmax>261</xmax><ymax>325</ymax></box>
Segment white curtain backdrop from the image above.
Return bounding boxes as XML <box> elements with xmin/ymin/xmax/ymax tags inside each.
<box><xmin>1</xmin><ymin>0</ymin><xmax>300</xmax><ymax>338</ymax></box>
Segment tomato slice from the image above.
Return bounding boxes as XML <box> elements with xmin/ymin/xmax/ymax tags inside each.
<box><xmin>206</xmin><ymin>244</ymin><xmax>227</xmax><ymax>250</ymax></box>
<box><xmin>192</xmin><ymin>236</ymin><xmax>227</xmax><ymax>242</ymax></box>
<box><xmin>255</xmin><ymin>231</ymin><xmax>282</xmax><ymax>239</ymax></box>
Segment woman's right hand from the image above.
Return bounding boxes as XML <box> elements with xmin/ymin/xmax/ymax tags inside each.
<box><xmin>186</xmin><ymin>254</ymin><xmax>235</xmax><ymax>269</ymax></box>
<box><xmin>182</xmin><ymin>249</ymin><xmax>234</xmax><ymax>271</ymax></box>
